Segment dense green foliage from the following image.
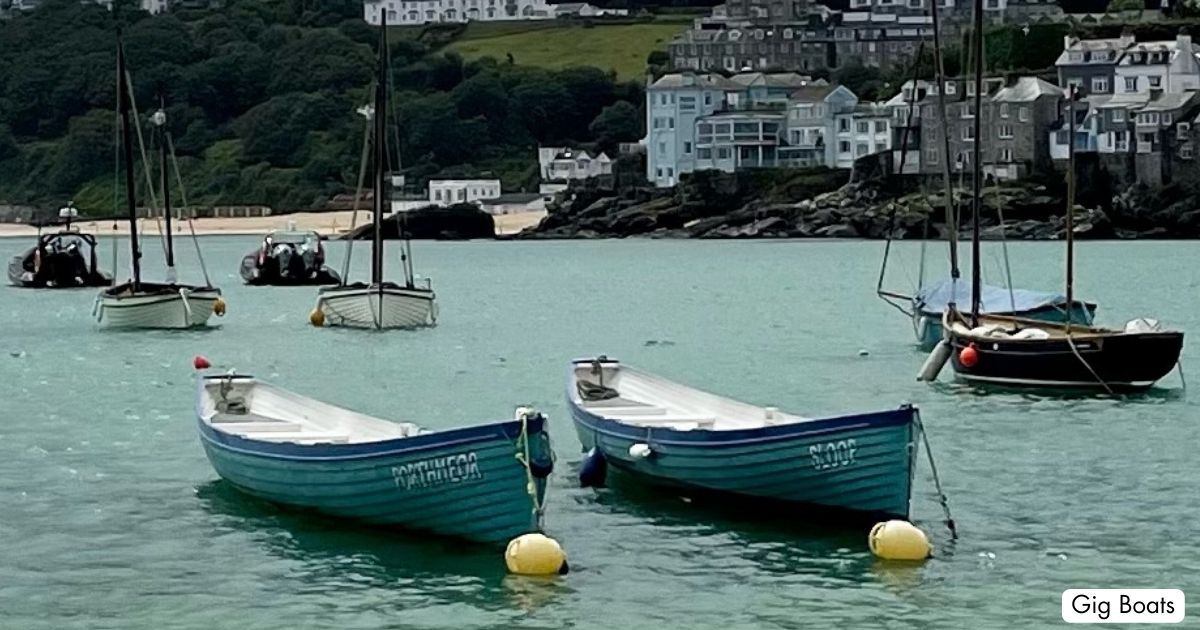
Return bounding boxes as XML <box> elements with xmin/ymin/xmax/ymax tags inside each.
<box><xmin>0</xmin><ymin>0</ymin><xmax>645</xmax><ymax>212</ymax></box>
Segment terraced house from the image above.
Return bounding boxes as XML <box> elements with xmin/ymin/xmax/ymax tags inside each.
<box><xmin>1050</xmin><ymin>30</ymin><xmax>1200</xmax><ymax>187</ymax></box>
<box><xmin>646</xmin><ymin>72</ymin><xmax>890</xmax><ymax>186</ymax></box>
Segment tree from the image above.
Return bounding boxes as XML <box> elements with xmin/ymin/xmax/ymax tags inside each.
<box><xmin>267</xmin><ymin>29</ymin><xmax>372</xmax><ymax>95</ymax></box>
<box><xmin>0</xmin><ymin>124</ymin><xmax>17</xmax><ymax>163</ymax></box>
<box><xmin>51</xmin><ymin>110</ymin><xmax>114</xmax><ymax>192</ymax></box>
<box><xmin>589</xmin><ymin>101</ymin><xmax>641</xmax><ymax>155</ymax></box>
<box><xmin>234</xmin><ymin>93</ymin><xmax>331</xmax><ymax>166</ymax></box>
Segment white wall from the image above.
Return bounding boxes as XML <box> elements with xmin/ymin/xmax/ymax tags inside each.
<box><xmin>428</xmin><ymin>179</ymin><xmax>501</xmax><ymax>206</ymax></box>
<box><xmin>364</xmin><ymin>0</ymin><xmax>553</xmax><ymax>25</ymax></box>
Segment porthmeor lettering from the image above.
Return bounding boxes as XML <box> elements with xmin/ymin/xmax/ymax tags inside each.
<box><xmin>391</xmin><ymin>452</ymin><xmax>483</xmax><ymax>490</ymax></box>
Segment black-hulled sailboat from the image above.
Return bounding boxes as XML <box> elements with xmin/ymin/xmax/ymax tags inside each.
<box><xmin>95</xmin><ymin>37</ymin><xmax>223</xmax><ymax>329</ymax></box>
<box><xmin>312</xmin><ymin>14</ymin><xmax>435</xmax><ymax>330</ymax></box>
<box><xmin>7</xmin><ymin>204</ymin><xmax>113</xmax><ymax>288</ymax></box>
<box><xmin>941</xmin><ymin>38</ymin><xmax>1183</xmax><ymax>391</ymax></box>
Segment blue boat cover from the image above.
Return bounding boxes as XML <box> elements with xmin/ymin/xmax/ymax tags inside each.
<box><xmin>914</xmin><ymin>278</ymin><xmax>1070</xmax><ymax>316</ymax></box>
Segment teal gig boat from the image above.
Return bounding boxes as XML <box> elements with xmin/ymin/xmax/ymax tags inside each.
<box><xmin>195</xmin><ymin>373</ymin><xmax>553</xmax><ymax>544</ymax></box>
<box><xmin>568</xmin><ymin>357</ymin><xmax>923</xmax><ymax>520</ymax></box>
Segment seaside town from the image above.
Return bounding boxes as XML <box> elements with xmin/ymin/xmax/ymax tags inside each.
<box><xmin>1</xmin><ymin>1</ymin><xmax>1196</xmax><ymax>628</ymax></box>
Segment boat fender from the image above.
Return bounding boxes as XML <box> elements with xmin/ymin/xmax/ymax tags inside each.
<box><xmin>578</xmin><ymin>447</ymin><xmax>607</xmax><ymax>488</ymax></box>
<box><xmin>528</xmin><ymin>428</ymin><xmax>554</xmax><ymax>479</ymax></box>
<box><xmin>869</xmin><ymin>520</ymin><xmax>931</xmax><ymax>561</ymax></box>
<box><xmin>505</xmin><ymin>533</ymin><xmax>569</xmax><ymax>576</ymax></box>
<box><xmin>193</xmin><ymin>355</ymin><xmax>211</xmax><ymax>370</ymax></box>
<box><xmin>213</xmin><ymin>297</ymin><xmax>227</xmax><ymax>317</ymax></box>
<box><xmin>916</xmin><ymin>340</ymin><xmax>951</xmax><ymax>382</ymax></box>
<box><xmin>309</xmin><ymin>307</ymin><xmax>326</xmax><ymax>327</ymax></box>
<box><xmin>629</xmin><ymin>443</ymin><xmax>653</xmax><ymax>459</ymax></box>
<box><xmin>959</xmin><ymin>343</ymin><xmax>978</xmax><ymax>368</ymax></box>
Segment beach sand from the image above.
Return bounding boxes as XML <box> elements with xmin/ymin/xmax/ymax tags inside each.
<box><xmin>0</xmin><ymin>210</ymin><xmax>546</xmax><ymax>238</ymax></box>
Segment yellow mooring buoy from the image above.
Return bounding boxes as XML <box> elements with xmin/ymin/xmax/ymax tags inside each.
<box><xmin>308</xmin><ymin>307</ymin><xmax>325</xmax><ymax>327</ymax></box>
<box><xmin>212</xmin><ymin>297</ymin><xmax>227</xmax><ymax>317</ymax></box>
<box><xmin>505</xmin><ymin>533</ymin><xmax>568</xmax><ymax>576</ymax></box>
<box><xmin>869</xmin><ymin>520</ymin><xmax>932</xmax><ymax>561</ymax></box>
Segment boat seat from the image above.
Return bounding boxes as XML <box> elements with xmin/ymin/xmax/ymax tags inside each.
<box><xmin>212</xmin><ymin>421</ymin><xmax>302</xmax><ymax>433</ymax></box>
<box><xmin>581</xmin><ymin>396</ymin><xmax>650</xmax><ymax>409</ymax></box>
<box><xmin>615</xmin><ymin>415</ymin><xmax>715</xmax><ymax>429</ymax></box>
<box><xmin>211</xmin><ymin>411</ymin><xmax>281</xmax><ymax>424</ymax></box>
<box><xmin>236</xmin><ymin>431</ymin><xmax>350</xmax><ymax>444</ymax></box>
<box><xmin>589</xmin><ymin>406</ymin><xmax>668</xmax><ymax>416</ymax></box>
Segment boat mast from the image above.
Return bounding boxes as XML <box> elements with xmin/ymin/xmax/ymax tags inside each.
<box><xmin>156</xmin><ymin>100</ymin><xmax>175</xmax><ymax>280</ymax></box>
<box><xmin>117</xmin><ymin>35</ymin><xmax>141</xmax><ymax>291</ymax></box>
<box><xmin>930</xmin><ymin>0</ymin><xmax>959</xmax><ymax>280</ymax></box>
<box><xmin>371</xmin><ymin>13</ymin><xmax>388</xmax><ymax>288</ymax></box>
<box><xmin>968</xmin><ymin>0</ymin><xmax>984</xmax><ymax>326</ymax></box>
<box><xmin>1065</xmin><ymin>86</ymin><xmax>1076</xmax><ymax>331</ymax></box>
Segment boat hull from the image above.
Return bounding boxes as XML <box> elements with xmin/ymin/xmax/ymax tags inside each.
<box><xmin>8</xmin><ymin>246</ymin><xmax>113</xmax><ymax>288</ymax></box>
<box><xmin>947</xmin><ymin>326</ymin><xmax>1184</xmax><ymax>391</ymax></box>
<box><xmin>96</xmin><ymin>284</ymin><xmax>221</xmax><ymax>329</ymax></box>
<box><xmin>569</xmin><ymin>400</ymin><xmax>916</xmax><ymax>520</ymax></box>
<box><xmin>915</xmin><ymin>301</ymin><xmax>1096</xmax><ymax>350</ymax></box>
<box><xmin>317</xmin><ymin>284</ymin><xmax>436</xmax><ymax>329</ymax></box>
<box><xmin>196</xmin><ymin>411</ymin><xmax>548</xmax><ymax>544</ymax></box>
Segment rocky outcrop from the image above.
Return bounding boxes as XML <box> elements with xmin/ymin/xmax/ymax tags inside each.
<box><xmin>516</xmin><ymin>170</ymin><xmax>1200</xmax><ymax>240</ymax></box>
<box><xmin>343</xmin><ymin>204</ymin><xmax>494</xmax><ymax>240</ymax></box>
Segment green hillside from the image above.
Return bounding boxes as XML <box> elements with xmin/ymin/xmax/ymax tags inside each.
<box><xmin>448</xmin><ymin>20</ymin><xmax>688</xmax><ymax>81</ymax></box>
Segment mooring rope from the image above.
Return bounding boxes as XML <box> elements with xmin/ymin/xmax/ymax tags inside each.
<box><xmin>1177</xmin><ymin>361</ymin><xmax>1187</xmax><ymax>391</ymax></box>
<box><xmin>166</xmin><ymin>133</ymin><xmax>212</xmax><ymax>288</ymax></box>
<box><xmin>1066</xmin><ymin>334</ymin><xmax>1114</xmax><ymax>395</ymax></box>
<box><xmin>123</xmin><ymin>74</ymin><xmax>166</xmax><ymax>260</ymax></box>
<box><xmin>513</xmin><ymin>410</ymin><xmax>546</xmax><ymax>530</ymax></box>
<box><xmin>915</xmin><ymin>409</ymin><xmax>957</xmax><ymax>539</ymax></box>
<box><xmin>340</xmin><ymin>102</ymin><xmax>375</xmax><ymax>285</ymax></box>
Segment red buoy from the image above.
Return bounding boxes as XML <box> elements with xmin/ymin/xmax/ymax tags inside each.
<box><xmin>959</xmin><ymin>344</ymin><xmax>978</xmax><ymax>368</ymax></box>
<box><xmin>193</xmin><ymin>355</ymin><xmax>212</xmax><ymax>370</ymax></box>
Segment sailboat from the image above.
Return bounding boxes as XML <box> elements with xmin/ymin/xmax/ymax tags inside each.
<box><xmin>313</xmin><ymin>14</ymin><xmax>436</xmax><ymax>330</ymax></box>
<box><xmin>95</xmin><ymin>36</ymin><xmax>223</xmax><ymax>329</ymax></box>
<box><xmin>940</xmin><ymin>34</ymin><xmax>1183</xmax><ymax>391</ymax></box>
<box><xmin>877</xmin><ymin>0</ymin><xmax>1095</xmax><ymax>350</ymax></box>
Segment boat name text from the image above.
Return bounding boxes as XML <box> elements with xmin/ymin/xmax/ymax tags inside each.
<box><xmin>810</xmin><ymin>439</ymin><xmax>857</xmax><ymax>471</ymax></box>
<box><xmin>392</xmin><ymin>452</ymin><xmax>483</xmax><ymax>490</ymax></box>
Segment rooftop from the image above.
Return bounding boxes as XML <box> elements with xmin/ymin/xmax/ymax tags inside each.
<box><xmin>992</xmin><ymin>77</ymin><xmax>1063</xmax><ymax>103</ymax></box>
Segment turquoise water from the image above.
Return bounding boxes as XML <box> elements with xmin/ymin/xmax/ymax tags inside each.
<box><xmin>2</xmin><ymin>235</ymin><xmax>1197</xmax><ymax>629</ymax></box>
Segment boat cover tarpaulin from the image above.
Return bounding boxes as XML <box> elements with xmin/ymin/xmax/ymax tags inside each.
<box><xmin>915</xmin><ymin>278</ymin><xmax>1070</xmax><ymax>316</ymax></box>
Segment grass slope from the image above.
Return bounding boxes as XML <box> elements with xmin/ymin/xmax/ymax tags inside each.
<box><xmin>447</xmin><ymin>21</ymin><xmax>688</xmax><ymax>80</ymax></box>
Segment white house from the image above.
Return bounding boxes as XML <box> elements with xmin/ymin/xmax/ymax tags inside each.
<box><xmin>428</xmin><ymin>179</ymin><xmax>501</xmax><ymax>207</ymax></box>
<box><xmin>538</xmin><ymin>147</ymin><xmax>613</xmax><ymax>181</ymax></box>
<box><xmin>1114</xmin><ymin>33</ymin><xmax>1200</xmax><ymax>96</ymax></box>
<box><xmin>553</xmin><ymin>3</ymin><xmax>629</xmax><ymax>17</ymax></box>
<box><xmin>364</xmin><ymin>0</ymin><xmax>553</xmax><ymax>25</ymax></box>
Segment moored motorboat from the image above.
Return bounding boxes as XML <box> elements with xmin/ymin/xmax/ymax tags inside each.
<box><xmin>240</xmin><ymin>229</ymin><xmax>340</xmax><ymax>286</ymax></box>
<box><xmin>8</xmin><ymin>226</ymin><xmax>113</xmax><ymax>288</ymax></box>
<box><xmin>567</xmin><ymin>357</ymin><xmax>922</xmax><ymax>521</ymax></box>
<box><xmin>195</xmin><ymin>372</ymin><xmax>553</xmax><ymax>544</ymax></box>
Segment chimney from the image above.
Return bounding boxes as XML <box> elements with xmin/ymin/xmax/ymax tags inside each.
<box><xmin>1119</xmin><ymin>27</ymin><xmax>1135</xmax><ymax>49</ymax></box>
<box><xmin>1064</xmin><ymin>35</ymin><xmax>1077</xmax><ymax>50</ymax></box>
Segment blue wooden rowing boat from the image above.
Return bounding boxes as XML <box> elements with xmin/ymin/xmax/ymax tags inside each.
<box><xmin>195</xmin><ymin>373</ymin><xmax>552</xmax><ymax>544</ymax></box>
<box><xmin>567</xmin><ymin>357</ymin><xmax>918</xmax><ymax>520</ymax></box>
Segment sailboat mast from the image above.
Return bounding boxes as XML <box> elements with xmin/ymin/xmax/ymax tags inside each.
<box><xmin>969</xmin><ymin>0</ymin><xmax>984</xmax><ymax>326</ymax></box>
<box><xmin>1065</xmin><ymin>86</ymin><xmax>1076</xmax><ymax>330</ymax></box>
<box><xmin>158</xmin><ymin>105</ymin><xmax>175</xmax><ymax>272</ymax></box>
<box><xmin>371</xmin><ymin>14</ymin><xmax>387</xmax><ymax>288</ymax></box>
<box><xmin>930</xmin><ymin>0</ymin><xmax>959</xmax><ymax>279</ymax></box>
<box><xmin>117</xmin><ymin>37</ymin><xmax>141</xmax><ymax>290</ymax></box>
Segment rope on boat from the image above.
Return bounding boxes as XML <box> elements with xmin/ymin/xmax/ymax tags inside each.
<box><xmin>1066</xmin><ymin>334</ymin><xmax>1114</xmax><ymax>395</ymax></box>
<box><xmin>123</xmin><ymin>73</ymin><xmax>167</xmax><ymax>260</ymax></box>
<box><xmin>1177</xmin><ymin>361</ymin><xmax>1187</xmax><ymax>391</ymax></box>
<box><xmin>112</xmin><ymin>109</ymin><xmax>121</xmax><ymax>282</ymax></box>
<box><xmin>514</xmin><ymin>410</ymin><xmax>548</xmax><ymax>530</ymax></box>
<box><xmin>179</xmin><ymin>287</ymin><xmax>193</xmax><ymax>324</ymax></box>
<box><xmin>166</xmin><ymin>132</ymin><xmax>212</xmax><ymax>288</ymax></box>
<box><xmin>914</xmin><ymin>409</ymin><xmax>957</xmax><ymax>539</ymax></box>
<box><xmin>340</xmin><ymin>103</ymin><xmax>375</xmax><ymax>285</ymax></box>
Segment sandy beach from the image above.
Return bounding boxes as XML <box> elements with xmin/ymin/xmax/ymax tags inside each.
<box><xmin>0</xmin><ymin>210</ymin><xmax>546</xmax><ymax>238</ymax></box>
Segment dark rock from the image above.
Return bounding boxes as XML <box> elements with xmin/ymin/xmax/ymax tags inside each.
<box><xmin>814</xmin><ymin>223</ymin><xmax>859</xmax><ymax>238</ymax></box>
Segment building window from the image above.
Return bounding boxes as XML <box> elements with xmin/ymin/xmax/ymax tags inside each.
<box><xmin>704</xmin><ymin>93</ymin><xmax>712</xmax><ymax>106</ymax></box>
<box><xmin>838</xmin><ymin>118</ymin><xmax>850</xmax><ymax>132</ymax></box>
<box><xmin>1183</xmin><ymin>143</ymin><xmax>1194</xmax><ymax>159</ymax></box>
<box><xmin>999</xmin><ymin>103</ymin><xmax>1009</xmax><ymax>118</ymax></box>
<box><xmin>1018</xmin><ymin>107</ymin><xmax>1029</xmax><ymax>122</ymax></box>
<box><xmin>1124</xmin><ymin>77</ymin><xmax>1137</xmax><ymax>92</ymax></box>
<box><xmin>962</xmin><ymin>124</ymin><xmax>975</xmax><ymax>141</ymax></box>
<box><xmin>679</xmin><ymin>96</ymin><xmax>696</xmax><ymax>112</ymax></box>
<box><xmin>999</xmin><ymin>148</ymin><xmax>1013</xmax><ymax>162</ymax></box>
<box><xmin>839</xmin><ymin>140</ymin><xmax>851</xmax><ymax>153</ymax></box>
<box><xmin>857</xmin><ymin>121</ymin><xmax>870</xmax><ymax>134</ymax></box>
<box><xmin>925</xmin><ymin>147</ymin><xmax>939</xmax><ymax>164</ymax></box>
<box><xmin>1163</xmin><ymin>113</ymin><xmax>1173</xmax><ymax>125</ymax></box>
<box><xmin>1092</xmin><ymin>77</ymin><xmax>1108</xmax><ymax>93</ymax></box>
<box><xmin>1178</xmin><ymin>122</ymin><xmax>1191</xmax><ymax>139</ymax></box>
<box><xmin>945</xmin><ymin>82</ymin><xmax>956</xmax><ymax>95</ymax></box>
<box><xmin>666</xmin><ymin>167</ymin><xmax>673</xmax><ymax>177</ymax></box>
<box><xmin>856</xmin><ymin>143</ymin><xmax>869</xmax><ymax>156</ymax></box>
<box><xmin>998</xmin><ymin>124</ymin><xmax>1014</xmax><ymax>139</ymax></box>
<box><xmin>684</xmin><ymin>141</ymin><xmax>692</xmax><ymax>154</ymax></box>
<box><xmin>668</xmin><ymin>117</ymin><xmax>675</xmax><ymax>129</ymax></box>
<box><xmin>1149</xmin><ymin>76</ymin><xmax>1162</xmax><ymax>88</ymax></box>
<box><xmin>698</xmin><ymin>148</ymin><xmax>712</xmax><ymax>159</ymax></box>
<box><xmin>962</xmin><ymin>102</ymin><xmax>975</xmax><ymax>118</ymax></box>
<box><xmin>875</xmin><ymin>120</ymin><xmax>887</xmax><ymax>133</ymax></box>
<box><xmin>1113</xmin><ymin>109</ymin><xmax>1125</xmax><ymax>122</ymax></box>
<box><xmin>656</xmin><ymin>168</ymin><xmax>663</xmax><ymax>178</ymax></box>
